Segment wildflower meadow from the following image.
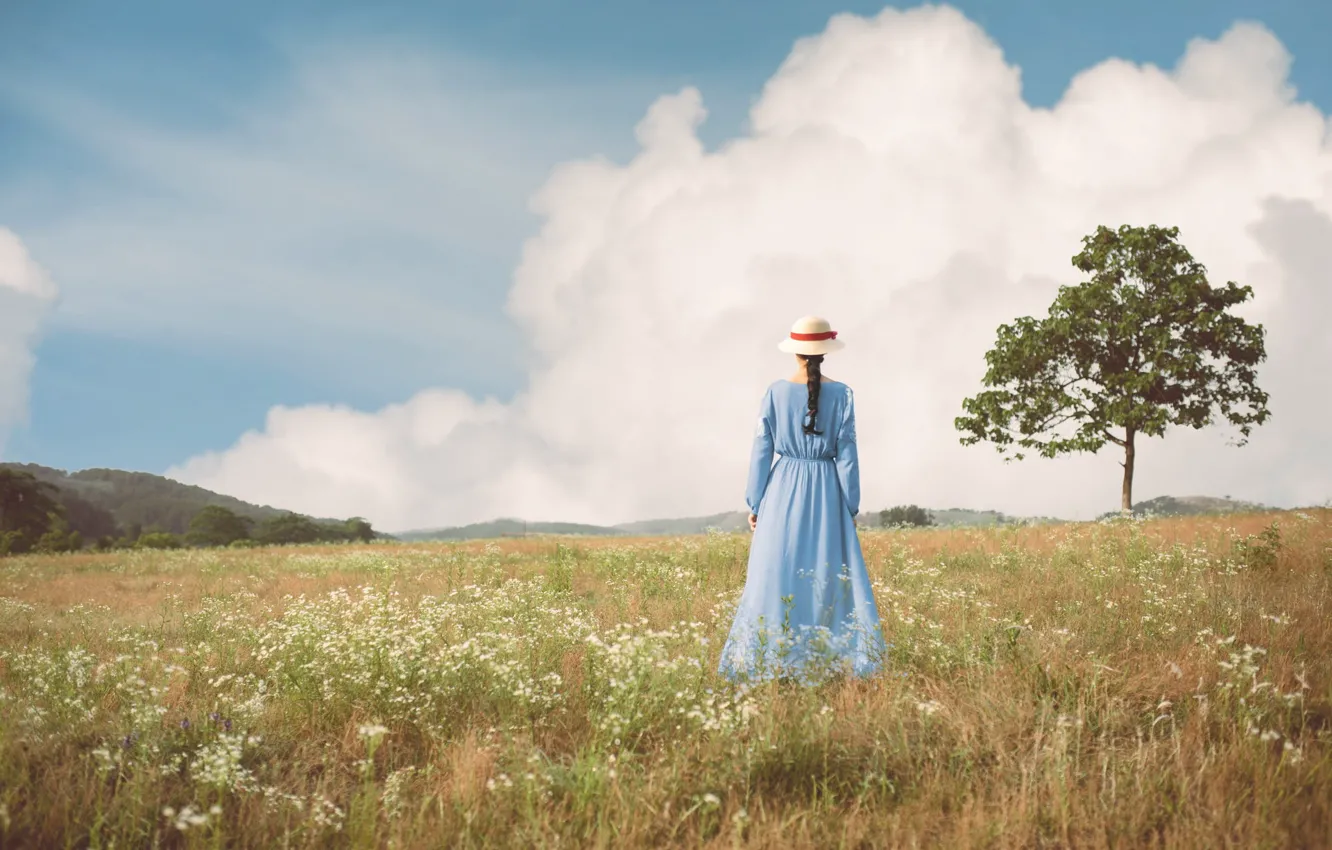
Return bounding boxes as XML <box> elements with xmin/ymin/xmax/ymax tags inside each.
<box><xmin>0</xmin><ymin>511</ymin><xmax>1328</xmax><ymax>848</ymax></box>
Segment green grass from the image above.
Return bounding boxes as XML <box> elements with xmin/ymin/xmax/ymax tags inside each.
<box><xmin>0</xmin><ymin>511</ymin><xmax>1329</xmax><ymax>848</ymax></box>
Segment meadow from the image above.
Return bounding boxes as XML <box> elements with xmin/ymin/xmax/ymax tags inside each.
<box><xmin>0</xmin><ymin>511</ymin><xmax>1328</xmax><ymax>848</ymax></box>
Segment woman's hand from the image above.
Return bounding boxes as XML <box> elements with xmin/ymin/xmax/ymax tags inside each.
<box><xmin>748</xmin><ymin>513</ymin><xmax>758</xmax><ymax>532</ymax></box>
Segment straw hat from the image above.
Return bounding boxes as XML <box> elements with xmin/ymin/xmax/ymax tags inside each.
<box><xmin>777</xmin><ymin>315</ymin><xmax>845</xmax><ymax>355</ymax></box>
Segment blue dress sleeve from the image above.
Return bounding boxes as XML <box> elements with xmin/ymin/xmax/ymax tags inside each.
<box><xmin>835</xmin><ymin>387</ymin><xmax>860</xmax><ymax>517</ymax></box>
<box><xmin>745</xmin><ymin>388</ymin><xmax>776</xmax><ymax>514</ymax></box>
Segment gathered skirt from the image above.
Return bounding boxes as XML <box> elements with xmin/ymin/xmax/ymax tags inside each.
<box><xmin>717</xmin><ymin>455</ymin><xmax>886</xmax><ymax>683</ymax></box>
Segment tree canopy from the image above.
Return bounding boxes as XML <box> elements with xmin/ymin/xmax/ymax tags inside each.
<box><xmin>255</xmin><ymin>512</ymin><xmax>324</xmax><ymax>546</ymax></box>
<box><xmin>0</xmin><ymin>469</ymin><xmax>64</xmax><ymax>554</ymax></box>
<box><xmin>955</xmin><ymin>224</ymin><xmax>1270</xmax><ymax>511</ymax></box>
<box><xmin>185</xmin><ymin>505</ymin><xmax>256</xmax><ymax>548</ymax></box>
<box><xmin>879</xmin><ymin>505</ymin><xmax>934</xmax><ymax>528</ymax></box>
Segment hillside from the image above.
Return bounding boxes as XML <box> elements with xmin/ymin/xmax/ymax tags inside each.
<box><xmin>0</xmin><ymin>462</ymin><xmax>337</xmax><ymax>538</ymax></box>
<box><xmin>613</xmin><ymin>511</ymin><xmax>751</xmax><ymax>535</ymax></box>
<box><xmin>395</xmin><ymin>518</ymin><xmax>625</xmax><ymax>542</ymax></box>
<box><xmin>397</xmin><ymin>506</ymin><xmax>1056</xmax><ymax>540</ymax></box>
<box><xmin>398</xmin><ymin>512</ymin><xmax>760</xmax><ymax>541</ymax></box>
<box><xmin>400</xmin><ymin>495</ymin><xmax>1265</xmax><ymax>541</ymax></box>
<box><xmin>1100</xmin><ymin>494</ymin><xmax>1271</xmax><ymax>520</ymax></box>
<box><xmin>922</xmin><ymin>507</ymin><xmax>1065</xmax><ymax>527</ymax></box>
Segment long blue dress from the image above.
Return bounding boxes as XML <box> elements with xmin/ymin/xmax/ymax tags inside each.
<box><xmin>718</xmin><ymin>379</ymin><xmax>886</xmax><ymax>683</ymax></box>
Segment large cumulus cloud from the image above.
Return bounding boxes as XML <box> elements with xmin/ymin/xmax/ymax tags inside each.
<box><xmin>0</xmin><ymin>228</ymin><xmax>58</xmax><ymax>446</ymax></box>
<box><xmin>169</xmin><ymin>6</ymin><xmax>1332</xmax><ymax>530</ymax></box>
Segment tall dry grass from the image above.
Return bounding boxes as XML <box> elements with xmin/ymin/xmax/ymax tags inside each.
<box><xmin>0</xmin><ymin>510</ymin><xmax>1328</xmax><ymax>848</ymax></box>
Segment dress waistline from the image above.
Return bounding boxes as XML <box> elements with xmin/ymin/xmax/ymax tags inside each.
<box><xmin>780</xmin><ymin>455</ymin><xmax>835</xmax><ymax>462</ymax></box>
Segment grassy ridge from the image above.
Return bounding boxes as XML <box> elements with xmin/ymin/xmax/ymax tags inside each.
<box><xmin>0</xmin><ymin>511</ymin><xmax>1328</xmax><ymax>847</ymax></box>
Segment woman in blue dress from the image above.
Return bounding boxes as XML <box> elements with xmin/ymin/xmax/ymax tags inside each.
<box><xmin>718</xmin><ymin>316</ymin><xmax>887</xmax><ymax>683</ymax></box>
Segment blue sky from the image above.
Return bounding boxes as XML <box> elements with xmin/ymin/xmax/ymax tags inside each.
<box><xmin>2</xmin><ymin>0</ymin><xmax>1330</xmax><ymax>476</ymax></box>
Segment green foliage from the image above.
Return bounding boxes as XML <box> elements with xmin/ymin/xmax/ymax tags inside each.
<box><xmin>134</xmin><ymin>531</ymin><xmax>183</xmax><ymax>550</ymax></box>
<box><xmin>52</xmin><ymin>489</ymin><xmax>119</xmax><ymax>541</ymax></box>
<box><xmin>34</xmin><ymin>513</ymin><xmax>83</xmax><ymax>554</ymax></box>
<box><xmin>956</xmin><ymin>224</ymin><xmax>1270</xmax><ymax>509</ymax></box>
<box><xmin>0</xmin><ymin>469</ymin><xmax>66</xmax><ymax>554</ymax></box>
<box><xmin>344</xmin><ymin>517</ymin><xmax>375</xmax><ymax>543</ymax></box>
<box><xmin>112</xmin><ymin>496</ymin><xmax>201</xmax><ymax>537</ymax></box>
<box><xmin>879</xmin><ymin>505</ymin><xmax>934</xmax><ymax>528</ymax></box>
<box><xmin>1233</xmin><ymin>522</ymin><xmax>1282</xmax><ymax>570</ymax></box>
<box><xmin>252</xmin><ymin>512</ymin><xmax>379</xmax><ymax>547</ymax></box>
<box><xmin>0</xmin><ymin>530</ymin><xmax>22</xmax><ymax>555</ymax></box>
<box><xmin>255</xmin><ymin>512</ymin><xmax>324</xmax><ymax>546</ymax></box>
<box><xmin>185</xmin><ymin>505</ymin><xmax>254</xmax><ymax>548</ymax></box>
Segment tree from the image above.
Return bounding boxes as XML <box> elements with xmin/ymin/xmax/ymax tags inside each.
<box><xmin>35</xmin><ymin>513</ymin><xmax>82</xmax><ymax>554</ymax></box>
<box><xmin>53</xmin><ymin>490</ymin><xmax>120</xmax><ymax>541</ymax></box>
<box><xmin>343</xmin><ymin>517</ymin><xmax>375</xmax><ymax>543</ymax></box>
<box><xmin>185</xmin><ymin>505</ymin><xmax>254</xmax><ymax>548</ymax></box>
<box><xmin>879</xmin><ymin>505</ymin><xmax>934</xmax><ymax>528</ymax></box>
<box><xmin>255</xmin><ymin>512</ymin><xmax>323</xmax><ymax>546</ymax></box>
<box><xmin>135</xmin><ymin>531</ymin><xmax>183</xmax><ymax>550</ymax></box>
<box><xmin>0</xmin><ymin>469</ymin><xmax>64</xmax><ymax>555</ymax></box>
<box><xmin>955</xmin><ymin>224</ymin><xmax>1270</xmax><ymax>512</ymax></box>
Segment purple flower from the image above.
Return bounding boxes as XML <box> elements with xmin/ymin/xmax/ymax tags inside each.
<box><xmin>223</xmin><ymin>719</ymin><xmax>232</xmax><ymax>732</ymax></box>
<box><xmin>180</xmin><ymin>718</ymin><xmax>190</xmax><ymax>730</ymax></box>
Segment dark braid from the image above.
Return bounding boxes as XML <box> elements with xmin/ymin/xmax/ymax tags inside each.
<box><xmin>801</xmin><ymin>354</ymin><xmax>824</xmax><ymax>436</ymax></box>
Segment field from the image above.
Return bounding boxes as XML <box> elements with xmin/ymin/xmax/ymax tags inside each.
<box><xmin>0</xmin><ymin>512</ymin><xmax>1329</xmax><ymax>848</ymax></box>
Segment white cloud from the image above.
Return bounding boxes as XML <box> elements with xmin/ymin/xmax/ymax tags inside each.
<box><xmin>0</xmin><ymin>228</ymin><xmax>58</xmax><ymax>438</ymax></box>
<box><xmin>169</xmin><ymin>6</ymin><xmax>1332</xmax><ymax>530</ymax></box>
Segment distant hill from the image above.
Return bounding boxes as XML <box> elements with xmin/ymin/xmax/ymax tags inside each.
<box><xmin>0</xmin><ymin>462</ymin><xmax>345</xmax><ymax>538</ymax></box>
<box><xmin>397</xmin><ymin>505</ymin><xmax>1060</xmax><ymax>541</ymax></box>
<box><xmin>395</xmin><ymin>518</ymin><xmax>625</xmax><ymax>542</ymax></box>
<box><xmin>613</xmin><ymin>511</ymin><xmax>751</xmax><ymax>535</ymax></box>
<box><xmin>398</xmin><ymin>511</ymin><xmax>764</xmax><ymax>541</ymax></box>
<box><xmin>1099</xmin><ymin>495</ymin><xmax>1270</xmax><ymax>520</ymax></box>
<box><xmin>919</xmin><ymin>507</ymin><xmax>1065</xmax><ymax>528</ymax></box>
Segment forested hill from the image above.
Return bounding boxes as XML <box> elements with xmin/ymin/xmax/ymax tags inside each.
<box><xmin>0</xmin><ymin>462</ymin><xmax>305</xmax><ymax>538</ymax></box>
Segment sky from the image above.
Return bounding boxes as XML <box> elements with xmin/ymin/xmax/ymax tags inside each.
<box><xmin>1</xmin><ymin>0</ymin><xmax>1330</xmax><ymax>531</ymax></box>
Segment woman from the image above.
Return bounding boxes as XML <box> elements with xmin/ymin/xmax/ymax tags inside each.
<box><xmin>718</xmin><ymin>316</ymin><xmax>886</xmax><ymax>683</ymax></box>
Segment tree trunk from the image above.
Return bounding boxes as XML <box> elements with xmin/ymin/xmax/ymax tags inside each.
<box><xmin>1120</xmin><ymin>427</ymin><xmax>1136</xmax><ymax>513</ymax></box>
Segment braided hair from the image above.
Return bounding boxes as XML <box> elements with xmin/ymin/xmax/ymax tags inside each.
<box><xmin>800</xmin><ymin>354</ymin><xmax>825</xmax><ymax>436</ymax></box>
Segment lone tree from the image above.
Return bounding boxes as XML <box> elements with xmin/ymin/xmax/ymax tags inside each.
<box><xmin>955</xmin><ymin>224</ymin><xmax>1270</xmax><ymax>513</ymax></box>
